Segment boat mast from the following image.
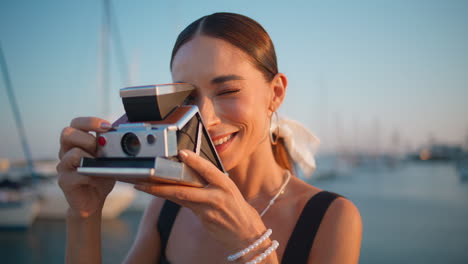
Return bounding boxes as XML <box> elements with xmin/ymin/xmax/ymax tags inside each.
<box><xmin>0</xmin><ymin>43</ymin><xmax>36</xmax><ymax>180</ymax></box>
<box><xmin>108</xmin><ymin>0</ymin><xmax>128</xmax><ymax>86</ymax></box>
<box><xmin>101</xmin><ymin>0</ymin><xmax>128</xmax><ymax>119</ymax></box>
<box><xmin>102</xmin><ymin>0</ymin><xmax>111</xmax><ymax>119</ymax></box>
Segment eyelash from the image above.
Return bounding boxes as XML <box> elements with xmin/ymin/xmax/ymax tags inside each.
<box><xmin>218</xmin><ymin>89</ymin><xmax>240</xmax><ymax>96</ymax></box>
<box><xmin>183</xmin><ymin>88</ymin><xmax>240</xmax><ymax>104</ymax></box>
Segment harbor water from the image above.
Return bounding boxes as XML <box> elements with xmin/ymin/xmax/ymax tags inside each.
<box><xmin>1</xmin><ymin>161</ymin><xmax>467</xmax><ymax>263</ymax></box>
<box><xmin>313</xmin><ymin>161</ymin><xmax>468</xmax><ymax>264</ymax></box>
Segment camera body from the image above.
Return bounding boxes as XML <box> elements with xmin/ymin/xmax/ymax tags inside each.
<box><xmin>77</xmin><ymin>83</ymin><xmax>225</xmax><ymax>187</ymax></box>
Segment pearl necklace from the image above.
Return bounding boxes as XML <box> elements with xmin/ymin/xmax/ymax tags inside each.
<box><xmin>259</xmin><ymin>170</ymin><xmax>291</xmax><ymax>217</ymax></box>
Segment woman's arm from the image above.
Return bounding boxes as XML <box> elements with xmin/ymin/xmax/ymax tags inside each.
<box><xmin>123</xmin><ymin>197</ymin><xmax>165</xmax><ymax>264</ymax></box>
<box><xmin>57</xmin><ymin>117</ymin><xmax>116</xmax><ymax>264</ymax></box>
<box><xmin>133</xmin><ymin>149</ymin><xmax>278</xmax><ymax>263</ymax></box>
<box><xmin>308</xmin><ymin>198</ymin><xmax>362</xmax><ymax>264</ymax></box>
<box><xmin>65</xmin><ymin>209</ymin><xmax>103</xmax><ymax>264</ymax></box>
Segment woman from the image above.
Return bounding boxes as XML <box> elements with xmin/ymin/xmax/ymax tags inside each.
<box><xmin>57</xmin><ymin>12</ymin><xmax>362</xmax><ymax>264</ymax></box>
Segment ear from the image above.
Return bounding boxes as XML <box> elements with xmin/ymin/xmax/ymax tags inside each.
<box><xmin>268</xmin><ymin>73</ymin><xmax>288</xmax><ymax>114</ymax></box>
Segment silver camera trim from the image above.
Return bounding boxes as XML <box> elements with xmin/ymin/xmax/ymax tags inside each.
<box><xmin>120</xmin><ymin>83</ymin><xmax>194</xmax><ymax>98</ymax></box>
<box><xmin>78</xmin><ymin>156</ymin><xmax>206</xmax><ymax>186</ymax></box>
<box><xmin>77</xmin><ymin>83</ymin><xmax>225</xmax><ymax>187</ymax></box>
<box><xmin>95</xmin><ymin>106</ymin><xmax>199</xmax><ymax>158</ymax></box>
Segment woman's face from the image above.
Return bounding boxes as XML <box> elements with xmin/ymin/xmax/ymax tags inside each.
<box><xmin>171</xmin><ymin>35</ymin><xmax>273</xmax><ymax>170</ymax></box>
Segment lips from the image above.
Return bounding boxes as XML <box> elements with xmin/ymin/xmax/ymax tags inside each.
<box><xmin>213</xmin><ymin>134</ymin><xmax>233</xmax><ymax>146</ymax></box>
<box><xmin>212</xmin><ymin>132</ymin><xmax>237</xmax><ymax>153</ymax></box>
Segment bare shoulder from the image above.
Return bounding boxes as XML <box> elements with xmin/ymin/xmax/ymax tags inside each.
<box><xmin>143</xmin><ymin>196</ymin><xmax>167</xmax><ymax>222</ymax></box>
<box><xmin>123</xmin><ymin>196</ymin><xmax>167</xmax><ymax>264</ymax></box>
<box><xmin>324</xmin><ymin>197</ymin><xmax>362</xmax><ymax>242</ymax></box>
<box><xmin>287</xmin><ymin>176</ymin><xmax>362</xmax><ymax>263</ymax></box>
<box><xmin>327</xmin><ymin>197</ymin><xmax>362</xmax><ymax>225</ymax></box>
<box><xmin>308</xmin><ymin>196</ymin><xmax>363</xmax><ymax>264</ymax></box>
<box><xmin>134</xmin><ymin>195</ymin><xmax>167</xmax><ymax>233</ymax></box>
<box><xmin>288</xmin><ymin>176</ymin><xmax>361</xmax><ymax>223</ymax></box>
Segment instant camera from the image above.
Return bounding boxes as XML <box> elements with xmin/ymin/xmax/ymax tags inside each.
<box><xmin>77</xmin><ymin>83</ymin><xmax>225</xmax><ymax>187</ymax></box>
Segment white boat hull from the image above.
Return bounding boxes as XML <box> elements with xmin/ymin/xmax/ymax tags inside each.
<box><xmin>0</xmin><ymin>199</ymin><xmax>40</xmax><ymax>228</ymax></box>
<box><xmin>38</xmin><ymin>181</ymin><xmax>135</xmax><ymax>219</ymax></box>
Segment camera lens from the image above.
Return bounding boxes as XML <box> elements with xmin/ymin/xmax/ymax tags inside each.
<box><xmin>121</xmin><ymin>133</ymin><xmax>140</xmax><ymax>156</ymax></box>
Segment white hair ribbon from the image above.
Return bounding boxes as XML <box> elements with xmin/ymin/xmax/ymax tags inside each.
<box><xmin>271</xmin><ymin>115</ymin><xmax>320</xmax><ymax>178</ymax></box>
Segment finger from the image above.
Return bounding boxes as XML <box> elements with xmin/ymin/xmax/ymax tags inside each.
<box><xmin>70</xmin><ymin>116</ymin><xmax>112</xmax><ymax>133</ymax></box>
<box><xmin>59</xmin><ymin>127</ymin><xmax>97</xmax><ymax>159</ymax></box>
<box><xmin>134</xmin><ymin>183</ymin><xmax>211</xmax><ymax>205</ymax></box>
<box><xmin>134</xmin><ymin>185</ymin><xmax>193</xmax><ymax>208</ymax></box>
<box><xmin>57</xmin><ymin>147</ymin><xmax>92</xmax><ymax>171</ymax></box>
<box><xmin>178</xmin><ymin>149</ymin><xmax>228</xmax><ymax>186</ymax></box>
<box><xmin>141</xmin><ymin>192</ymin><xmax>192</xmax><ymax>209</ymax></box>
<box><xmin>57</xmin><ymin>147</ymin><xmax>95</xmax><ymax>187</ymax></box>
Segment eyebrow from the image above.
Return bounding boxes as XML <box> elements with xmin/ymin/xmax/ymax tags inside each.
<box><xmin>174</xmin><ymin>74</ymin><xmax>244</xmax><ymax>88</ymax></box>
<box><xmin>210</xmin><ymin>74</ymin><xmax>245</xmax><ymax>84</ymax></box>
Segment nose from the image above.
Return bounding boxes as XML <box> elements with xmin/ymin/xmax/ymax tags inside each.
<box><xmin>197</xmin><ymin>96</ymin><xmax>220</xmax><ymax>129</ymax></box>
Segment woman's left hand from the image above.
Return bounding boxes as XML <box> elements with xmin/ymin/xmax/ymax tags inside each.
<box><xmin>134</xmin><ymin>149</ymin><xmax>267</xmax><ymax>251</ymax></box>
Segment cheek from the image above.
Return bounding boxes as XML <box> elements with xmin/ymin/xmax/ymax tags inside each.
<box><xmin>215</xmin><ymin>95</ymin><xmax>268</xmax><ymax>134</ymax></box>
<box><xmin>214</xmin><ymin>99</ymin><xmax>247</xmax><ymax>123</ymax></box>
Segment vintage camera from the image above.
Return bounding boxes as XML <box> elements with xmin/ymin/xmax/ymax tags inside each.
<box><xmin>77</xmin><ymin>83</ymin><xmax>225</xmax><ymax>187</ymax></box>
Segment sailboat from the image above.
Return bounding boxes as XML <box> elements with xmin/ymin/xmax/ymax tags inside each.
<box><xmin>38</xmin><ymin>179</ymin><xmax>136</xmax><ymax>219</ymax></box>
<box><xmin>37</xmin><ymin>0</ymin><xmax>136</xmax><ymax>219</ymax></box>
<box><xmin>0</xmin><ymin>188</ymin><xmax>40</xmax><ymax>228</ymax></box>
<box><xmin>0</xmin><ymin>45</ymin><xmax>40</xmax><ymax>228</ymax></box>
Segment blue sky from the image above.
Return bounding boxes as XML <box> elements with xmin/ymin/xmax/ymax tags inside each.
<box><xmin>0</xmin><ymin>0</ymin><xmax>467</xmax><ymax>160</ymax></box>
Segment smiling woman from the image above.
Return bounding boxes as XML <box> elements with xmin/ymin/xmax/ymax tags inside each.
<box><xmin>56</xmin><ymin>12</ymin><xmax>362</xmax><ymax>264</ymax></box>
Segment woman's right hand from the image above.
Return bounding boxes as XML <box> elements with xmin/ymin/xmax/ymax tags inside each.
<box><xmin>56</xmin><ymin>117</ymin><xmax>116</xmax><ymax>218</ymax></box>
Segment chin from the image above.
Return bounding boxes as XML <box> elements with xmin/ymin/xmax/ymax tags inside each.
<box><xmin>218</xmin><ymin>146</ymin><xmax>247</xmax><ymax>172</ymax></box>
<box><xmin>218</xmin><ymin>152</ymin><xmax>236</xmax><ymax>171</ymax></box>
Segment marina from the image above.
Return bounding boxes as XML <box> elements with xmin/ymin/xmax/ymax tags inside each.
<box><xmin>1</xmin><ymin>1</ymin><xmax>467</xmax><ymax>263</ymax></box>
<box><xmin>1</xmin><ymin>159</ymin><xmax>467</xmax><ymax>263</ymax></box>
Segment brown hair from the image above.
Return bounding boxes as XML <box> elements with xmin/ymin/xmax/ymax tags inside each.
<box><xmin>170</xmin><ymin>12</ymin><xmax>292</xmax><ymax>171</ymax></box>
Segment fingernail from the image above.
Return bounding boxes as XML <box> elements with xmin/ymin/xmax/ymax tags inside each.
<box><xmin>100</xmin><ymin>122</ymin><xmax>111</xmax><ymax>129</ymax></box>
<box><xmin>179</xmin><ymin>150</ymin><xmax>188</xmax><ymax>159</ymax></box>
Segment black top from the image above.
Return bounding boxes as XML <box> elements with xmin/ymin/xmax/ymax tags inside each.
<box><xmin>156</xmin><ymin>191</ymin><xmax>340</xmax><ymax>264</ymax></box>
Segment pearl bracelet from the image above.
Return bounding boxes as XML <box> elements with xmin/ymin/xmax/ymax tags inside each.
<box><xmin>245</xmin><ymin>240</ymin><xmax>279</xmax><ymax>264</ymax></box>
<box><xmin>227</xmin><ymin>229</ymin><xmax>272</xmax><ymax>262</ymax></box>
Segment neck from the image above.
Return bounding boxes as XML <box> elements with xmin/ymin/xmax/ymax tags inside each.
<box><xmin>227</xmin><ymin>140</ymin><xmax>286</xmax><ymax>201</ymax></box>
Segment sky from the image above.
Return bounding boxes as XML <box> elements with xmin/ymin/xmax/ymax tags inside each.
<box><xmin>0</xmin><ymin>0</ymin><xmax>467</xmax><ymax>161</ymax></box>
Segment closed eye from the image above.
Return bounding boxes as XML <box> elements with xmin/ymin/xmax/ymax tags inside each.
<box><xmin>218</xmin><ymin>89</ymin><xmax>240</xmax><ymax>96</ymax></box>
